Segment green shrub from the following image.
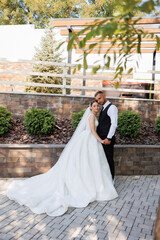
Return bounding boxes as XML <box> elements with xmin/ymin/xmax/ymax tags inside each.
<box><xmin>0</xmin><ymin>106</ymin><xmax>12</xmax><ymax>136</ymax></box>
<box><xmin>155</xmin><ymin>116</ymin><xmax>160</xmax><ymax>134</ymax></box>
<box><xmin>72</xmin><ymin>109</ymin><xmax>85</xmax><ymax>131</ymax></box>
<box><xmin>24</xmin><ymin>108</ymin><xmax>55</xmax><ymax>135</ymax></box>
<box><xmin>117</xmin><ymin>111</ymin><xmax>141</xmax><ymax>137</ymax></box>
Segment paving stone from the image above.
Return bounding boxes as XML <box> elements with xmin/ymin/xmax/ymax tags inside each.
<box><xmin>48</xmin><ymin>229</ymin><xmax>62</xmax><ymax>238</ymax></box>
<box><xmin>38</xmin><ymin>234</ymin><xmax>51</xmax><ymax>240</ymax></box>
<box><xmin>28</xmin><ymin>228</ymin><xmax>40</xmax><ymax>236</ymax></box>
<box><xmin>20</xmin><ymin>232</ymin><xmax>33</xmax><ymax>240</ymax></box>
<box><xmin>145</xmin><ymin>234</ymin><xmax>153</xmax><ymax>240</ymax></box>
<box><xmin>0</xmin><ymin>233</ymin><xmax>11</xmax><ymax>240</ymax></box>
<box><xmin>141</xmin><ymin>228</ymin><xmax>152</xmax><ymax>235</ymax></box>
<box><xmin>116</xmin><ymin>230</ymin><xmax>129</xmax><ymax>240</ymax></box>
<box><xmin>14</xmin><ymin>228</ymin><xmax>28</xmax><ymax>237</ymax></box>
<box><xmin>31</xmin><ymin>232</ymin><xmax>42</xmax><ymax>239</ymax></box>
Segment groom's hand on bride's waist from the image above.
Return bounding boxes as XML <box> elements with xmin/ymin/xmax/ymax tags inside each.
<box><xmin>103</xmin><ymin>138</ymin><xmax>111</xmax><ymax>145</ymax></box>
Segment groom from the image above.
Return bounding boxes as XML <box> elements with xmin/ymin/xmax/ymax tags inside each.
<box><xmin>95</xmin><ymin>91</ymin><xmax>118</xmax><ymax>180</ymax></box>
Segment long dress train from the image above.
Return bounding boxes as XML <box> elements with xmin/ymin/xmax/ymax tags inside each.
<box><xmin>7</xmin><ymin>111</ymin><xmax>118</xmax><ymax>216</ymax></box>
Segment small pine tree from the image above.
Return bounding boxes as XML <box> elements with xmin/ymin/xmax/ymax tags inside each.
<box><xmin>26</xmin><ymin>27</ymin><xmax>64</xmax><ymax>94</ymax></box>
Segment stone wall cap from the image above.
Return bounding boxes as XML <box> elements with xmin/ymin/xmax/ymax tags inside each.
<box><xmin>0</xmin><ymin>92</ymin><xmax>160</xmax><ymax>102</ymax></box>
<box><xmin>0</xmin><ymin>144</ymin><xmax>160</xmax><ymax>149</ymax></box>
<box><xmin>0</xmin><ymin>144</ymin><xmax>66</xmax><ymax>148</ymax></box>
<box><xmin>115</xmin><ymin>144</ymin><xmax>160</xmax><ymax>148</ymax></box>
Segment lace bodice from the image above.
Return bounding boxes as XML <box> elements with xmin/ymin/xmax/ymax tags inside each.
<box><xmin>86</xmin><ymin>113</ymin><xmax>98</xmax><ymax>131</ymax></box>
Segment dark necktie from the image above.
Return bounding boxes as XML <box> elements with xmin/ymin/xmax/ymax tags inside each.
<box><xmin>100</xmin><ymin>106</ymin><xmax>104</xmax><ymax>116</ymax></box>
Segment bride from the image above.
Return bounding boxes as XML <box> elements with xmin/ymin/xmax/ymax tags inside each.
<box><xmin>7</xmin><ymin>100</ymin><xmax>118</xmax><ymax>217</ymax></box>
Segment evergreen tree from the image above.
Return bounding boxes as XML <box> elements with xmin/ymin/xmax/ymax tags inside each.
<box><xmin>26</xmin><ymin>27</ymin><xmax>64</xmax><ymax>94</ymax></box>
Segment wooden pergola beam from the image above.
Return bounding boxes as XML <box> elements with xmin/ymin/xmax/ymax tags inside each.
<box><xmin>73</xmin><ymin>43</ymin><xmax>157</xmax><ymax>49</ymax></box>
<box><xmin>75</xmin><ymin>49</ymin><xmax>160</xmax><ymax>54</ymax></box>
<box><xmin>66</xmin><ymin>37</ymin><xmax>157</xmax><ymax>42</ymax></box>
<box><xmin>52</xmin><ymin>18</ymin><xmax>160</xmax><ymax>27</ymax></box>
<box><xmin>60</xmin><ymin>28</ymin><xmax>160</xmax><ymax>36</ymax></box>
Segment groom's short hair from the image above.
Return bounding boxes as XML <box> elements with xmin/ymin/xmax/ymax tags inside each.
<box><xmin>94</xmin><ymin>91</ymin><xmax>104</xmax><ymax>97</ymax></box>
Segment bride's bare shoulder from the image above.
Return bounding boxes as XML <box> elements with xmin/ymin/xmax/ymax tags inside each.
<box><xmin>89</xmin><ymin>112</ymin><xmax>95</xmax><ymax>117</ymax></box>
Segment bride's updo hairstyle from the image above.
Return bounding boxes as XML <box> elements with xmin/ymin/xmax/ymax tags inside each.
<box><xmin>90</xmin><ymin>99</ymin><xmax>97</xmax><ymax>108</ymax></box>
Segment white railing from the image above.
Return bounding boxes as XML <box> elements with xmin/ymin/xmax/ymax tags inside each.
<box><xmin>0</xmin><ymin>58</ymin><xmax>160</xmax><ymax>98</ymax></box>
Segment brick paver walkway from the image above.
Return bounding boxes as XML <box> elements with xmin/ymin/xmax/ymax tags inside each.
<box><xmin>0</xmin><ymin>176</ymin><xmax>159</xmax><ymax>240</ymax></box>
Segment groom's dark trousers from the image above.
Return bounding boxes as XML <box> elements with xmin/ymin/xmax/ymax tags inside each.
<box><xmin>97</xmin><ymin>103</ymin><xmax>115</xmax><ymax>180</ymax></box>
<box><xmin>101</xmin><ymin>136</ymin><xmax>115</xmax><ymax>180</ymax></box>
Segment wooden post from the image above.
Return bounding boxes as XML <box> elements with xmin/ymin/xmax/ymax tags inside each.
<box><xmin>62</xmin><ymin>65</ymin><xmax>67</xmax><ymax>95</ymax></box>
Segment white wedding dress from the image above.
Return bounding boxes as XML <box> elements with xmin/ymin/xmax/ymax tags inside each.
<box><xmin>7</xmin><ymin>108</ymin><xmax>118</xmax><ymax>217</ymax></box>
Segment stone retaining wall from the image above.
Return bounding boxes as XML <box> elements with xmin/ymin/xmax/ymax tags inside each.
<box><xmin>0</xmin><ymin>92</ymin><xmax>160</xmax><ymax>121</ymax></box>
<box><xmin>0</xmin><ymin>144</ymin><xmax>159</xmax><ymax>178</ymax></box>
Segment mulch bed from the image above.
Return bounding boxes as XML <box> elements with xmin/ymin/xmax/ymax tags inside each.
<box><xmin>0</xmin><ymin>117</ymin><xmax>160</xmax><ymax>145</ymax></box>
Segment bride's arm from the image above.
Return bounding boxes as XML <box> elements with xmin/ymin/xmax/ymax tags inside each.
<box><xmin>89</xmin><ymin>115</ymin><xmax>104</xmax><ymax>144</ymax></box>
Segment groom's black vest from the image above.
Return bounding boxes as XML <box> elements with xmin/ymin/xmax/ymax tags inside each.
<box><xmin>97</xmin><ymin>103</ymin><xmax>113</xmax><ymax>138</ymax></box>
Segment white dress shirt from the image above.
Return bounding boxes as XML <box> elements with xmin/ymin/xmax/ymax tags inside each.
<box><xmin>102</xmin><ymin>101</ymin><xmax>118</xmax><ymax>139</ymax></box>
